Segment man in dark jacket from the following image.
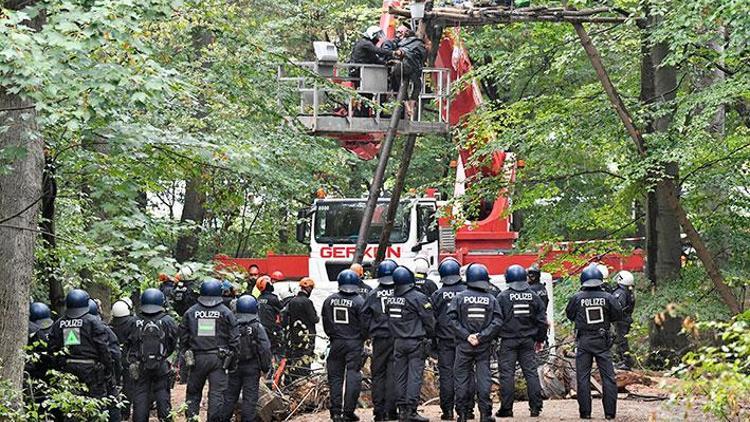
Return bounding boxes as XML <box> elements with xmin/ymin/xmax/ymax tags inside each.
<box><xmin>566</xmin><ymin>265</ymin><xmax>623</xmax><ymax>420</ymax></box>
<box><xmin>256</xmin><ymin>275</ymin><xmax>284</xmax><ymax>360</ymax></box>
<box><xmin>386</xmin><ymin>266</ymin><xmax>435</xmax><ymax>422</ymax></box>
<box><xmin>323</xmin><ymin>270</ymin><xmax>368</xmax><ymax>422</ymax></box>
<box><xmin>362</xmin><ymin>259</ymin><xmax>399</xmax><ymax>421</ymax></box>
<box><xmin>110</xmin><ymin>299</ymin><xmax>136</xmax><ymax>420</ymax></box>
<box><xmin>128</xmin><ymin>289</ymin><xmax>178</xmax><ymax>422</ymax></box>
<box><xmin>495</xmin><ymin>265</ymin><xmax>548</xmax><ymax>418</ymax></box>
<box><xmin>349</xmin><ymin>25</ymin><xmax>394</xmax><ymax>80</ymax></box>
<box><xmin>89</xmin><ymin>299</ymin><xmax>123</xmax><ymax>422</ymax></box>
<box><xmin>431</xmin><ymin>258</ymin><xmax>466</xmax><ymax>420</ymax></box>
<box><xmin>284</xmin><ymin>277</ymin><xmax>319</xmax><ymax>383</ymax></box>
<box><xmin>224</xmin><ymin>295</ymin><xmax>272</xmax><ymax>422</ymax></box>
<box><xmin>527</xmin><ymin>264</ymin><xmax>549</xmax><ymax>310</ymax></box>
<box><xmin>449</xmin><ymin>264</ymin><xmax>503</xmax><ymax>422</ymax></box>
<box><xmin>611</xmin><ymin>270</ymin><xmax>636</xmax><ymax>370</ymax></box>
<box><xmin>390</xmin><ymin>26</ymin><xmax>427</xmax><ymax>117</ymax></box>
<box><xmin>179</xmin><ymin>279</ymin><xmax>240</xmax><ymax>422</ymax></box>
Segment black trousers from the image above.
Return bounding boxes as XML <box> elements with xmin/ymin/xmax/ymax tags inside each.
<box><xmin>613</xmin><ymin>321</ymin><xmax>633</xmax><ymax>367</ymax></box>
<box><xmin>436</xmin><ymin>339</ymin><xmax>456</xmax><ymax>413</ymax></box>
<box><xmin>327</xmin><ymin>339</ymin><xmax>364</xmax><ymax>414</ymax></box>
<box><xmin>454</xmin><ymin>344</ymin><xmax>492</xmax><ymax>416</ymax></box>
<box><xmin>371</xmin><ymin>337</ymin><xmax>397</xmax><ymax>417</ymax></box>
<box><xmin>132</xmin><ymin>363</ymin><xmax>172</xmax><ymax>422</ymax></box>
<box><xmin>393</xmin><ymin>338</ymin><xmax>425</xmax><ymax>409</ymax></box>
<box><xmin>186</xmin><ymin>353</ymin><xmax>228</xmax><ymax>422</ymax></box>
<box><xmin>224</xmin><ymin>361</ymin><xmax>261</xmax><ymax>422</ymax></box>
<box><xmin>498</xmin><ymin>337</ymin><xmax>543</xmax><ymax>414</ymax></box>
<box><xmin>576</xmin><ymin>334</ymin><xmax>617</xmax><ymax>418</ymax></box>
<box><xmin>120</xmin><ymin>364</ymin><xmax>133</xmax><ymax>420</ymax></box>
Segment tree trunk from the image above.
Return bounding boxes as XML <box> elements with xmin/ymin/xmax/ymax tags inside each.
<box><xmin>40</xmin><ymin>152</ymin><xmax>65</xmax><ymax>315</ymax></box>
<box><xmin>651</xmin><ymin>34</ymin><xmax>682</xmax><ymax>282</ymax></box>
<box><xmin>175</xmin><ymin>176</ymin><xmax>207</xmax><ymax>262</ymax></box>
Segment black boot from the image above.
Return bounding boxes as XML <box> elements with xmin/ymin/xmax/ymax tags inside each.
<box><xmin>408</xmin><ymin>408</ymin><xmax>429</xmax><ymax>422</ymax></box>
<box><xmin>440</xmin><ymin>410</ymin><xmax>454</xmax><ymax>420</ymax></box>
<box><xmin>480</xmin><ymin>414</ymin><xmax>495</xmax><ymax>422</ymax></box>
<box><xmin>495</xmin><ymin>408</ymin><xmax>513</xmax><ymax>418</ymax></box>
<box><xmin>387</xmin><ymin>410</ymin><xmax>400</xmax><ymax>421</ymax></box>
<box><xmin>374</xmin><ymin>413</ymin><xmax>387</xmax><ymax>422</ymax></box>
<box><xmin>344</xmin><ymin>411</ymin><xmax>360</xmax><ymax>422</ymax></box>
<box><xmin>457</xmin><ymin>413</ymin><xmax>467</xmax><ymax>422</ymax></box>
<box><xmin>399</xmin><ymin>407</ymin><xmax>410</xmax><ymax>422</ymax></box>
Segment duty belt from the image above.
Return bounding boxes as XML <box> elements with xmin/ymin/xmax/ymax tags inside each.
<box><xmin>66</xmin><ymin>358</ymin><xmax>97</xmax><ymax>365</ymax></box>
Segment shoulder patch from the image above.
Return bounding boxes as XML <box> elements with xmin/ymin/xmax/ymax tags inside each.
<box><xmin>423</xmin><ymin>302</ymin><xmax>432</xmax><ymax>310</ymax></box>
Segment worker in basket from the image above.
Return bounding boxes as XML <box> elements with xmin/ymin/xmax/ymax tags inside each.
<box><xmin>349</xmin><ymin>25</ymin><xmax>395</xmax><ymax>117</ymax></box>
<box><xmin>389</xmin><ymin>24</ymin><xmax>427</xmax><ymax>120</ymax></box>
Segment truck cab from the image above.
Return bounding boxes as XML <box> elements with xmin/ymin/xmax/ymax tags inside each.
<box><xmin>296</xmin><ymin>197</ymin><xmax>440</xmax><ymax>283</ymax></box>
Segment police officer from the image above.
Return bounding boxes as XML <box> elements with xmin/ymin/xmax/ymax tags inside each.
<box><xmin>128</xmin><ymin>289</ymin><xmax>178</xmax><ymax>422</ymax></box>
<box><xmin>179</xmin><ymin>279</ymin><xmax>240</xmax><ymax>422</ymax></box>
<box><xmin>88</xmin><ymin>299</ymin><xmax>123</xmax><ymax>422</ymax></box>
<box><xmin>323</xmin><ymin>270</ymin><xmax>368</xmax><ymax>422</ymax></box>
<box><xmin>172</xmin><ymin>265</ymin><xmax>199</xmax><ymax>316</ymax></box>
<box><xmin>361</xmin><ymin>259</ymin><xmax>399</xmax><ymax>421</ymax></box>
<box><xmin>414</xmin><ymin>257</ymin><xmax>438</xmax><ymax>297</ymax></box>
<box><xmin>350</xmin><ymin>263</ymin><xmax>373</xmax><ymax>298</ymax></box>
<box><xmin>256</xmin><ymin>275</ymin><xmax>284</xmax><ymax>360</ymax></box>
<box><xmin>566</xmin><ymin>264</ymin><xmax>623</xmax><ymax>420</ymax></box>
<box><xmin>611</xmin><ymin>270</ymin><xmax>636</xmax><ymax>370</ymax></box>
<box><xmin>110</xmin><ymin>299</ymin><xmax>136</xmax><ymax>420</ymax></box>
<box><xmin>527</xmin><ymin>264</ymin><xmax>549</xmax><ymax>311</ymax></box>
<box><xmin>448</xmin><ymin>263</ymin><xmax>503</xmax><ymax>422</ymax></box>
<box><xmin>224</xmin><ymin>295</ymin><xmax>272</xmax><ymax>422</ymax></box>
<box><xmin>387</xmin><ymin>266</ymin><xmax>435</xmax><ymax>422</ymax></box>
<box><xmin>431</xmin><ymin>258</ymin><xmax>466</xmax><ymax>420</ymax></box>
<box><xmin>47</xmin><ymin>290</ymin><xmax>113</xmax><ymax>413</ymax></box>
<box><xmin>27</xmin><ymin>302</ymin><xmax>54</xmax><ymax>382</ymax></box>
<box><xmin>495</xmin><ymin>264</ymin><xmax>548</xmax><ymax>418</ymax></box>
<box><xmin>284</xmin><ymin>277</ymin><xmax>319</xmax><ymax>383</ymax></box>
<box><xmin>222</xmin><ymin>280</ymin><xmax>237</xmax><ymax>308</ymax></box>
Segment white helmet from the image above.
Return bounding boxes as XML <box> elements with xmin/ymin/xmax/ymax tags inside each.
<box><xmin>111</xmin><ymin>300</ymin><xmax>131</xmax><ymax>318</ymax></box>
<box><xmin>120</xmin><ymin>297</ymin><xmax>133</xmax><ymax>309</ymax></box>
<box><xmin>613</xmin><ymin>270</ymin><xmax>635</xmax><ymax>287</ymax></box>
<box><xmin>414</xmin><ymin>257</ymin><xmax>429</xmax><ymax>274</ymax></box>
<box><xmin>363</xmin><ymin>25</ymin><xmax>384</xmax><ymax>41</ymax></box>
<box><xmin>178</xmin><ymin>264</ymin><xmax>195</xmax><ymax>281</ymax></box>
<box><xmin>596</xmin><ymin>264</ymin><xmax>610</xmax><ymax>280</ymax></box>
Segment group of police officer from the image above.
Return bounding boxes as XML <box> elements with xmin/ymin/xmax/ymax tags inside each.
<box><xmin>26</xmin><ymin>258</ymin><xmax>635</xmax><ymax>422</ymax></box>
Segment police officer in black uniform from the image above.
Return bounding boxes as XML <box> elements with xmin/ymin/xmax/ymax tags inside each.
<box><xmin>179</xmin><ymin>279</ymin><xmax>240</xmax><ymax>422</ymax></box>
<box><xmin>110</xmin><ymin>299</ymin><xmax>136</xmax><ymax>420</ymax></box>
<box><xmin>89</xmin><ymin>299</ymin><xmax>123</xmax><ymax>422</ymax></box>
<box><xmin>362</xmin><ymin>259</ymin><xmax>399</xmax><ymax>421</ymax></box>
<box><xmin>350</xmin><ymin>263</ymin><xmax>373</xmax><ymax>298</ymax></box>
<box><xmin>47</xmin><ymin>290</ymin><xmax>113</xmax><ymax>414</ymax></box>
<box><xmin>224</xmin><ymin>295</ymin><xmax>272</xmax><ymax>422</ymax></box>
<box><xmin>128</xmin><ymin>288</ymin><xmax>178</xmax><ymax>422</ymax></box>
<box><xmin>495</xmin><ymin>264</ymin><xmax>548</xmax><ymax>418</ymax></box>
<box><xmin>527</xmin><ymin>264</ymin><xmax>549</xmax><ymax>311</ymax></box>
<box><xmin>387</xmin><ymin>266</ymin><xmax>435</xmax><ymax>422</ymax></box>
<box><xmin>611</xmin><ymin>270</ymin><xmax>636</xmax><ymax>370</ymax></box>
<box><xmin>173</xmin><ymin>266</ymin><xmax>199</xmax><ymax>384</ymax></box>
<box><xmin>414</xmin><ymin>257</ymin><xmax>438</xmax><ymax>298</ymax></box>
<box><xmin>27</xmin><ymin>302</ymin><xmax>54</xmax><ymax>384</ymax></box>
<box><xmin>256</xmin><ymin>275</ymin><xmax>284</xmax><ymax>360</ymax></box>
<box><xmin>431</xmin><ymin>258</ymin><xmax>466</xmax><ymax>420</ymax></box>
<box><xmin>323</xmin><ymin>270</ymin><xmax>368</xmax><ymax>422</ymax></box>
<box><xmin>448</xmin><ymin>263</ymin><xmax>503</xmax><ymax>422</ymax></box>
<box><xmin>566</xmin><ymin>264</ymin><xmax>623</xmax><ymax>420</ymax></box>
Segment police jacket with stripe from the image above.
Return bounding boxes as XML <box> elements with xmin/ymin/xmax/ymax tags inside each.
<box><xmin>529</xmin><ymin>282</ymin><xmax>549</xmax><ymax>311</ymax></box>
<box><xmin>362</xmin><ymin>284</ymin><xmax>395</xmax><ymax>339</ymax></box>
<box><xmin>496</xmin><ymin>286</ymin><xmax>548</xmax><ymax>341</ymax></box>
<box><xmin>322</xmin><ymin>291</ymin><xmax>367</xmax><ymax>340</ymax></box>
<box><xmin>386</xmin><ymin>287</ymin><xmax>435</xmax><ymax>339</ymax></box>
<box><xmin>178</xmin><ymin>302</ymin><xmax>240</xmax><ymax>355</ymax></box>
<box><xmin>565</xmin><ymin>287</ymin><xmax>623</xmax><ymax>333</ymax></box>
<box><xmin>48</xmin><ymin>313</ymin><xmax>113</xmax><ymax>369</ymax></box>
<box><xmin>448</xmin><ymin>287</ymin><xmax>503</xmax><ymax>347</ymax></box>
<box><xmin>431</xmin><ymin>283</ymin><xmax>467</xmax><ymax>341</ymax></box>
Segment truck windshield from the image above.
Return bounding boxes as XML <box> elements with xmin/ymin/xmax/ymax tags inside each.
<box><xmin>314</xmin><ymin>201</ymin><xmax>410</xmax><ymax>244</ymax></box>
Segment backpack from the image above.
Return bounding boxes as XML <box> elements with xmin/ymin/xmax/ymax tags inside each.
<box><xmin>239</xmin><ymin>322</ymin><xmax>259</xmax><ymax>361</ymax></box>
<box><xmin>140</xmin><ymin>319</ymin><xmax>166</xmax><ymax>370</ymax></box>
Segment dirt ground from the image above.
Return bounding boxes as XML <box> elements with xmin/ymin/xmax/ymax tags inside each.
<box><xmin>166</xmin><ymin>383</ymin><xmax>711</xmax><ymax>421</ymax></box>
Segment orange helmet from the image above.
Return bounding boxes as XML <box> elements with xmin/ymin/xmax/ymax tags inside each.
<box><xmin>256</xmin><ymin>275</ymin><xmax>271</xmax><ymax>292</ymax></box>
<box><xmin>271</xmin><ymin>270</ymin><xmax>285</xmax><ymax>282</ymax></box>
<box><xmin>350</xmin><ymin>263</ymin><xmax>364</xmax><ymax>278</ymax></box>
<box><xmin>299</xmin><ymin>277</ymin><xmax>315</xmax><ymax>289</ymax></box>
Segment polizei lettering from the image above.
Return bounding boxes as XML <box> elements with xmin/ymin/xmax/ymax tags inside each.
<box><xmin>442</xmin><ymin>291</ymin><xmax>457</xmax><ymax>300</ymax></box>
<box><xmin>581</xmin><ymin>297</ymin><xmax>606</xmax><ymax>307</ymax></box>
<box><xmin>463</xmin><ymin>296</ymin><xmax>490</xmax><ymax>305</ymax></box>
<box><xmin>330</xmin><ymin>298</ymin><xmax>353</xmax><ymax>307</ymax></box>
<box><xmin>376</xmin><ymin>289</ymin><xmax>394</xmax><ymax>298</ymax></box>
<box><xmin>194</xmin><ymin>310</ymin><xmax>221</xmax><ymax>319</ymax></box>
<box><xmin>510</xmin><ymin>293</ymin><xmax>533</xmax><ymax>301</ymax></box>
<box><xmin>386</xmin><ymin>297</ymin><xmax>406</xmax><ymax>306</ymax></box>
<box><xmin>60</xmin><ymin>319</ymin><xmax>83</xmax><ymax>328</ymax></box>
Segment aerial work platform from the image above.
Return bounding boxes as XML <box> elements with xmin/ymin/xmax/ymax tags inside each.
<box><xmin>277</xmin><ymin>45</ymin><xmax>451</xmax><ymax>139</ymax></box>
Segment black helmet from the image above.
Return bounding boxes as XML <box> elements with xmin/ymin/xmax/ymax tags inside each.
<box><xmin>527</xmin><ymin>264</ymin><xmax>541</xmax><ymax>283</ymax></box>
<box><xmin>65</xmin><ymin>289</ymin><xmax>90</xmax><ymax>318</ymax></box>
<box><xmin>88</xmin><ymin>299</ymin><xmax>100</xmax><ymax>317</ymax></box>
<box><xmin>29</xmin><ymin>302</ymin><xmax>53</xmax><ymax>328</ymax></box>
<box><xmin>465</xmin><ymin>263</ymin><xmax>491</xmax><ymax>291</ymax></box>
<box><xmin>438</xmin><ymin>257</ymin><xmax>461</xmax><ymax>285</ymax></box>
<box><xmin>198</xmin><ymin>279</ymin><xmax>223</xmax><ymax>307</ymax></box>
<box><xmin>337</xmin><ymin>269</ymin><xmax>360</xmax><ymax>294</ymax></box>
<box><xmin>505</xmin><ymin>264</ymin><xmax>529</xmax><ymax>291</ymax></box>
<box><xmin>141</xmin><ymin>288</ymin><xmax>165</xmax><ymax>314</ymax></box>
<box><xmin>392</xmin><ymin>266</ymin><xmax>415</xmax><ymax>295</ymax></box>
<box><xmin>376</xmin><ymin>259</ymin><xmax>398</xmax><ymax>286</ymax></box>
<box><xmin>580</xmin><ymin>264</ymin><xmax>604</xmax><ymax>288</ymax></box>
<box><xmin>236</xmin><ymin>294</ymin><xmax>258</xmax><ymax>323</ymax></box>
